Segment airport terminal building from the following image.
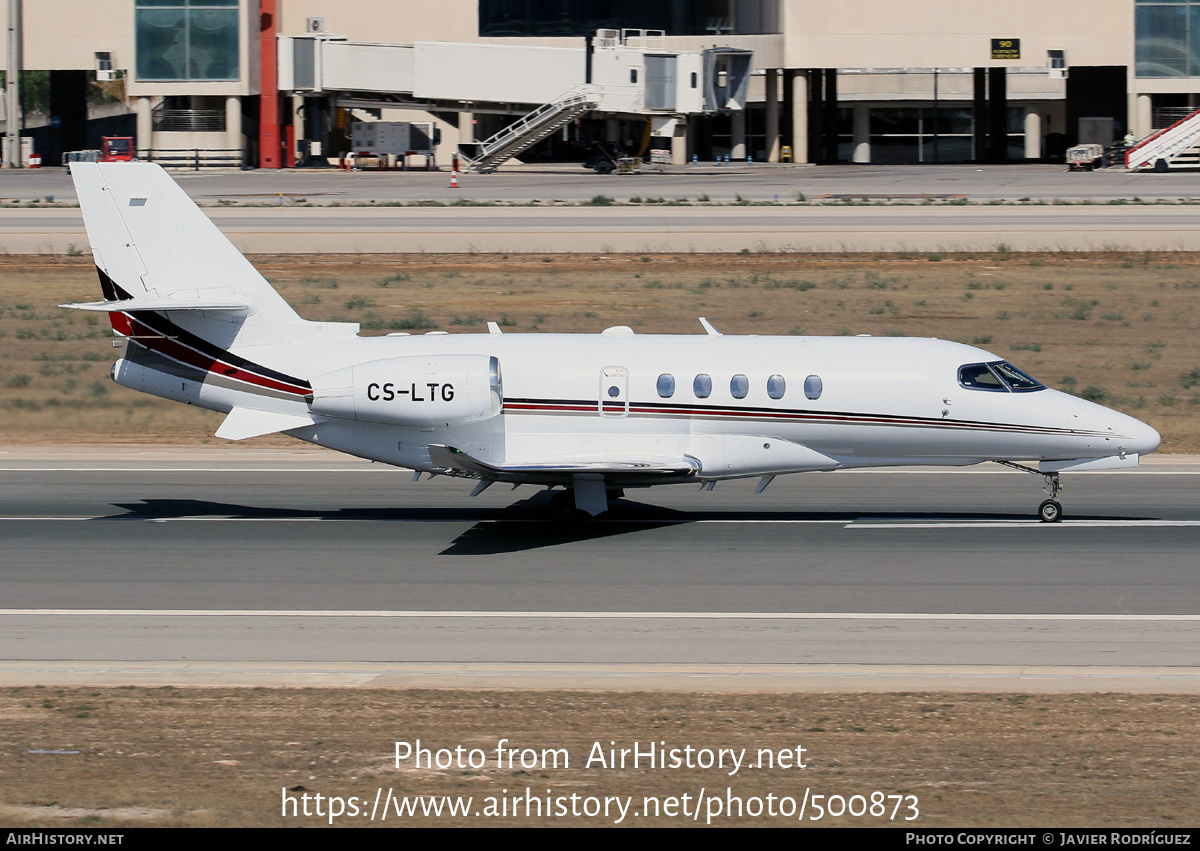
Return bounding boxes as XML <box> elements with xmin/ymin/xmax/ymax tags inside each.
<box><xmin>1</xmin><ymin>1</ymin><xmax>1196</xmax><ymax>168</ymax></box>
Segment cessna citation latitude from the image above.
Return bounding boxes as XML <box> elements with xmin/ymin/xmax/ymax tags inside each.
<box><xmin>63</xmin><ymin>163</ymin><xmax>1160</xmax><ymax>522</ymax></box>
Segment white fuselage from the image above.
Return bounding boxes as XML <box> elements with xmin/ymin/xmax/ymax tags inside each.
<box><xmin>71</xmin><ymin>161</ymin><xmax>1160</xmax><ymax>518</ymax></box>
<box><xmin>114</xmin><ymin>330</ymin><xmax>1160</xmax><ymax>483</ymax></box>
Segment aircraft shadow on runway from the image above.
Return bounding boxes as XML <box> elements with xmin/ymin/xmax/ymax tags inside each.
<box><xmin>102</xmin><ymin>496</ymin><xmax>1147</xmax><ymax>556</ymax></box>
<box><xmin>436</xmin><ymin>505</ymin><xmax>1148</xmax><ymax>555</ymax></box>
<box><xmin>106</xmin><ymin>498</ymin><xmax>527</xmax><ymax>523</ymax></box>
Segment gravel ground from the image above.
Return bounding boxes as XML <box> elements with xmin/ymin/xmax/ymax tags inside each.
<box><xmin>2</xmin><ymin>688</ymin><xmax>1198</xmax><ymax>828</ymax></box>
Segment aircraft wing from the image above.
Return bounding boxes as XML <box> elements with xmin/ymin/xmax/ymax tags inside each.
<box><xmin>427</xmin><ymin>444</ymin><xmax>700</xmax><ymax>486</ymax></box>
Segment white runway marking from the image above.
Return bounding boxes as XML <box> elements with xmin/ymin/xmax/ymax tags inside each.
<box><xmin>3</xmin><ymin>516</ymin><xmax>1200</xmax><ymax>528</ymax></box>
<box><xmin>2</xmin><ymin>609</ymin><xmax>1198</xmax><ymax>621</ymax></box>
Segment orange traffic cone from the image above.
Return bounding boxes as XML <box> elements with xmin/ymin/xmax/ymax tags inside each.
<box><xmin>449</xmin><ymin>169</ymin><xmax>459</xmax><ymax>189</ymax></box>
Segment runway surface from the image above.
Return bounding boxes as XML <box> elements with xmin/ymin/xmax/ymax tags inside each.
<box><xmin>3</xmin><ymin>448</ymin><xmax>1199</xmax><ymax>690</ymax></box>
<box><xmin>8</xmin><ymin>204</ymin><xmax>1200</xmax><ymax>254</ymax></box>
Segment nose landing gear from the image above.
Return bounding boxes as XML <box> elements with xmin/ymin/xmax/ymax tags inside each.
<box><xmin>1038</xmin><ymin>472</ymin><xmax>1064</xmax><ymax>523</ymax></box>
<box><xmin>1038</xmin><ymin>496</ymin><xmax>1062</xmax><ymax>523</ymax></box>
<box><xmin>996</xmin><ymin>461</ymin><xmax>1064</xmax><ymax>523</ymax></box>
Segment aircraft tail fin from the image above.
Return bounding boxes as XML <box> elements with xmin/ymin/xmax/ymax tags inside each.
<box><xmin>68</xmin><ymin>162</ymin><xmax>357</xmax><ymax>348</ymax></box>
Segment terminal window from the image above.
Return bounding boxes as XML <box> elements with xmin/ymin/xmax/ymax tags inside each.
<box><xmin>136</xmin><ymin>0</ymin><xmax>240</xmax><ymax>81</ymax></box>
<box><xmin>1136</xmin><ymin>1</ymin><xmax>1200</xmax><ymax>77</ymax></box>
<box><xmin>480</xmin><ymin>0</ymin><xmax>780</xmax><ymax>37</ymax></box>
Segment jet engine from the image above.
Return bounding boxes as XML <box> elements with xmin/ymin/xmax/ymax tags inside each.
<box><xmin>309</xmin><ymin>354</ymin><xmax>502</xmax><ymax>428</ymax></box>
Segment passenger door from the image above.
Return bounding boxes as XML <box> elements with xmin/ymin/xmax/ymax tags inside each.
<box><xmin>599</xmin><ymin>366</ymin><xmax>629</xmax><ymax>418</ymax></box>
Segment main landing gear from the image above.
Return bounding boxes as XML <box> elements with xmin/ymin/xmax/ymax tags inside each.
<box><xmin>547</xmin><ymin>487</ymin><xmax>624</xmax><ymax>524</ymax></box>
<box><xmin>549</xmin><ymin>489</ymin><xmax>588</xmax><ymax>524</ymax></box>
<box><xmin>996</xmin><ymin>461</ymin><xmax>1064</xmax><ymax>523</ymax></box>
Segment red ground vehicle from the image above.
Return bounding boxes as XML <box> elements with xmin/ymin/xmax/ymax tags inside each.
<box><xmin>101</xmin><ymin>136</ymin><xmax>135</xmax><ymax>162</ymax></box>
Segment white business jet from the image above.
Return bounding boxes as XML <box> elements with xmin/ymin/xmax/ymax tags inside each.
<box><xmin>62</xmin><ymin>163</ymin><xmax>1160</xmax><ymax>522</ymax></box>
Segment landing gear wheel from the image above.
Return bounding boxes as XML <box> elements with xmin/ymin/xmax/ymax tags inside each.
<box><xmin>1038</xmin><ymin>499</ymin><xmax>1063</xmax><ymax>523</ymax></box>
<box><xmin>994</xmin><ymin>463</ymin><xmax>1067</xmax><ymax>523</ymax></box>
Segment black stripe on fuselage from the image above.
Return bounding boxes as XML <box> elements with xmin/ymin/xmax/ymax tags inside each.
<box><xmin>100</xmin><ymin>268</ymin><xmax>310</xmax><ymax>392</ymax></box>
<box><xmin>99</xmin><ymin>269</ymin><xmax>311</xmax><ymax>392</ymax></box>
<box><xmin>97</xmin><ymin>266</ymin><xmax>119</xmax><ymax>301</ymax></box>
<box><xmin>124</xmin><ymin>309</ymin><xmax>311</xmax><ymax>391</ymax></box>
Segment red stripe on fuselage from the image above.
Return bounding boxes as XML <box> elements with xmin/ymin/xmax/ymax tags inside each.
<box><xmin>123</xmin><ymin>314</ymin><xmax>310</xmax><ymax>397</ymax></box>
<box><xmin>502</xmin><ymin>400</ymin><xmax>1076</xmax><ymax>436</ymax></box>
<box><xmin>110</xmin><ymin>312</ymin><xmax>133</xmax><ymax>336</ymax></box>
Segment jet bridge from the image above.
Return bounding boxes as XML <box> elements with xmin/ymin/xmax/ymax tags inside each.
<box><xmin>277</xmin><ymin>30</ymin><xmax>751</xmax><ymax>168</ymax></box>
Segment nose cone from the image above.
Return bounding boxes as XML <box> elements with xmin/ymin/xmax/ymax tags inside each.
<box><xmin>1137</xmin><ymin>421</ymin><xmax>1162</xmax><ymax>457</ymax></box>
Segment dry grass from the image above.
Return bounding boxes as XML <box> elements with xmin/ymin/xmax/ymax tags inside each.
<box><xmin>2</xmin><ymin>687</ymin><xmax>1198</xmax><ymax>828</ymax></box>
<box><xmin>2</xmin><ymin>252</ymin><xmax>1199</xmax><ymax>450</ymax></box>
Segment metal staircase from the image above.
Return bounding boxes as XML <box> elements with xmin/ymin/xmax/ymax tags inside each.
<box><xmin>466</xmin><ymin>87</ymin><xmax>600</xmax><ymax>173</ymax></box>
<box><xmin>1126</xmin><ymin>108</ymin><xmax>1200</xmax><ymax>171</ymax></box>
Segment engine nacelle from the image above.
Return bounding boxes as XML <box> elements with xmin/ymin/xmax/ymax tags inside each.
<box><xmin>309</xmin><ymin>354</ymin><xmax>502</xmax><ymax>428</ymax></box>
<box><xmin>111</xmin><ymin>356</ymin><xmax>202</xmax><ymax>405</ymax></box>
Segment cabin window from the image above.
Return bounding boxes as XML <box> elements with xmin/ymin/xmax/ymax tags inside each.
<box><xmin>767</xmin><ymin>374</ymin><xmax>786</xmax><ymax>399</ymax></box>
<box><xmin>958</xmin><ymin>363</ymin><xmax>1008</xmax><ymax>392</ymax></box>
<box><xmin>804</xmin><ymin>375</ymin><xmax>823</xmax><ymax>400</ymax></box>
<box><xmin>657</xmin><ymin>373</ymin><xmax>675</xmax><ymax>398</ymax></box>
<box><xmin>693</xmin><ymin>374</ymin><xmax>712</xmax><ymax>398</ymax></box>
<box><xmin>607</xmin><ymin>385</ymin><xmax>621</xmax><ymax>397</ymax></box>
<box><xmin>730</xmin><ymin>374</ymin><xmax>749</xmax><ymax>399</ymax></box>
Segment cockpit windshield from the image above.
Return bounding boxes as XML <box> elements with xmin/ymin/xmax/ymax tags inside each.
<box><xmin>990</xmin><ymin>361</ymin><xmax>1044</xmax><ymax>391</ymax></box>
<box><xmin>958</xmin><ymin>361</ymin><xmax>1046</xmax><ymax>393</ymax></box>
<box><xmin>958</xmin><ymin>363</ymin><xmax>1006</xmax><ymax>391</ymax></box>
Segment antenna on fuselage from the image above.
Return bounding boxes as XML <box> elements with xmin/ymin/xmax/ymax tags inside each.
<box><xmin>698</xmin><ymin>317</ymin><xmax>722</xmax><ymax>336</ymax></box>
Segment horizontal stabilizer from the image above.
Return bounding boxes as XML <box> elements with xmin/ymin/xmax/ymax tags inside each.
<box><xmin>60</xmin><ymin>298</ymin><xmax>248</xmax><ymax>313</ymax></box>
<box><xmin>68</xmin><ymin>162</ymin><xmax>362</xmax><ymax>347</ymax></box>
<box><xmin>215</xmin><ymin>407</ymin><xmax>325</xmax><ymax>441</ymax></box>
<box><xmin>428</xmin><ymin>444</ymin><xmax>699</xmax><ymax>485</ymax></box>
